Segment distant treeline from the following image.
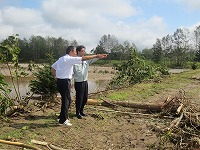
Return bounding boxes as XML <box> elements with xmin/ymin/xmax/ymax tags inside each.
<box><xmin>16</xmin><ymin>25</ymin><xmax>200</xmax><ymax>68</ymax></box>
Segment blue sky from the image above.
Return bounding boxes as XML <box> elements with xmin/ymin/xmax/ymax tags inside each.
<box><xmin>0</xmin><ymin>0</ymin><xmax>200</xmax><ymax>51</ymax></box>
<box><xmin>136</xmin><ymin>0</ymin><xmax>200</xmax><ymax>31</ymax></box>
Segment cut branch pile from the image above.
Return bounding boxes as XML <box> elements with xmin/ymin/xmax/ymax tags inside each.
<box><xmin>155</xmin><ymin>90</ymin><xmax>200</xmax><ymax>149</ymax></box>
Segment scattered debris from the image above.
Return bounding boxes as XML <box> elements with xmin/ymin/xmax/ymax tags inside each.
<box><xmin>87</xmin><ymin>90</ymin><xmax>200</xmax><ymax>149</ymax></box>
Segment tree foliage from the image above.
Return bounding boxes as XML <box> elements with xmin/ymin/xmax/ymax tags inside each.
<box><xmin>93</xmin><ymin>34</ymin><xmax>137</xmax><ymax>61</ymax></box>
<box><xmin>171</xmin><ymin>28</ymin><xmax>190</xmax><ymax>67</ymax></box>
<box><xmin>29</xmin><ymin>53</ymin><xmax>58</xmax><ymax>99</ymax></box>
<box><xmin>0</xmin><ymin>74</ymin><xmax>12</xmax><ymax>115</ymax></box>
<box><xmin>0</xmin><ymin>34</ymin><xmax>22</xmax><ymax>115</ymax></box>
<box><xmin>152</xmin><ymin>39</ymin><xmax>163</xmax><ymax>63</ymax></box>
<box><xmin>18</xmin><ymin>36</ymin><xmax>76</xmax><ymax>62</ymax></box>
<box><xmin>194</xmin><ymin>25</ymin><xmax>200</xmax><ymax>62</ymax></box>
<box><xmin>109</xmin><ymin>48</ymin><xmax>164</xmax><ymax>89</ymax></box>
<box><xmin>142</xmin><ymin>27</ymin><xmax>196</xmax><ymax>68</ymax></box>
<box><xmin>13</xmin><ymin>25</ymin><xmax>200</xmax><ymax>69</ymax></box>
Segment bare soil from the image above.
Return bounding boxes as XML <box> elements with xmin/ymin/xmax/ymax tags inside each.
<box><xmin>0</xmin><ymin>67</ymin><xmax>199</xmax><ymax>150</ymax></box>
<box><xmin>0</xmin><ymin>100</ymin><xmax>163</xmax><ymax>150</ymax></box>
<box><xmin>88</xmin><ymin>66</ymin><xmax>115</xmax><ymax>80</ymax></box>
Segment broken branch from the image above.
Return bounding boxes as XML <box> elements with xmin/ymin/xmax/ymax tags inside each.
<box><xmin>0</xmin><ymin>139</ymin><xmax>41</xmax><ymax>150</ymax></box>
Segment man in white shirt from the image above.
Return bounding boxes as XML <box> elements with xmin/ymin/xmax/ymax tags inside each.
<box><xmin>51</xmin><ymin>46</ymin><xmax>107</xmax><ymax>126</ymax></box>
<box><xmin>73</xmin><ymin>45</ymin><xmax>99</xmax><ymax>119</ymax></box>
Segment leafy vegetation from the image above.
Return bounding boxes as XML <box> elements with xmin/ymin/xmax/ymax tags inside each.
<box><xmin>0</xmin><ymin>74</ymin><xmax>12</xmax><ymax>115</ymax></box>
<box><xmin>108</xmin><ymin>48</ymin><xmax>169</xmax><ymax>89</ymax></box>
<box><xmin>29</xmin><ymin>53</ymin><xmax>58</xmax><ymax>99</ymax></box>
<box><xmin>0</xmin><ymin>35</ymin><xmax>25</xmax><ymax>115</ymax></box>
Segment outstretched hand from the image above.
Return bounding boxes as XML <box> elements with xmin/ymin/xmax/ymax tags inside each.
<box><xmin>96</xmin><ymin>54</ymin><xmax>108</xmax><ymax>58</ymax></box>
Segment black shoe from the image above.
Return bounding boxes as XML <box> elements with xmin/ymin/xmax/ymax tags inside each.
<box><xmin>76</xmin><ymin>114</ymin><xmax>82</xmax><ymax>119</ymax></box>
<box><xmin>80</xmin><ymin>112</ymin><xmax>87</xmax><ymax>116</ymax></box>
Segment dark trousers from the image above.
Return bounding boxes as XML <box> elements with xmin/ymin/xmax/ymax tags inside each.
<box><xmin>57</xmin><ymin>78</ymin><xmax>71</xmax><ymax>123</ymax></box>
<box><xmin>75</xmin><ymin>81</ymin><xmax>88</xmax><ymax>115</ymax></box>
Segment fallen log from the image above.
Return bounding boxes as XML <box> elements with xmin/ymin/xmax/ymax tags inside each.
<box><xmin>87</xmin><ymin>99</ymin><xmax>164</xmax><ymax>112</ymax></box>
<box><xmin>106</xmin><ymin>100</ymin><xmax>163</xmax><ymax>111</ymax></box>
<box><xmin>86</xmin><ymin>99</ymin><xmax>102</xmax><ymax>105</ymax></box>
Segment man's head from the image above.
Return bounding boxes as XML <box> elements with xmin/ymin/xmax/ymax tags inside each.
<box><xmin>66</xmin><ymin>46</ymin><xmax>77</xmax><ymax>57</ymax></box>
<box><xmin>76</xmin><ymin>45</ymin><xmax>86</xmax><ymax>57</ymax></box>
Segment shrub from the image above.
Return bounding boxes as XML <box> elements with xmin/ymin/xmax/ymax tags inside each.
<box><xmin>29</xmin><ymin>54</ymin><xmax>58</xmax><ymax>100</ymax></box>
<box><xmin>0</xmin><ymin>74</ymin><xmax>13</xmax><ymax>115</ymax></box>
<box><xmin>109</xmin><ymin>48</ymin><xmax>169</xmax><ymax>89</ymax></box>
<box><xmin>0</xmin><ymin>35</ymin><xmax>21</xmax><ymax>115</ymax></box>
<box><xmin>191</xmin><ymin>63</ymin><xmax>198</xmax><ymax>70</ymax></box>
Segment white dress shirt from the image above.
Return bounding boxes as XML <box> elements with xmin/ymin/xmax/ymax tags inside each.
<box><xmin>52</xmin><ymin>54</ymin><xmax>82</xmax><ymax>79</ymax></box>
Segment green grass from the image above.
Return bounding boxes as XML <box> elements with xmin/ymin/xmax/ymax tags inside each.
<box><xmin>0</xmin><ymin>114</ymin><xmax>56</xmax><ymax>141</ymax></box>
<box><xmin>105</xmin><ymin>69</ymin><xmax>200</xmax><ymax>102</ymax></box>
<box><xmin>109</xmin><ymin>92</ymin><xmax>129</xmax><ymax>101</ymax></box>
<box><xmin>0</xmin><ymin>127</ymin><xmax>24</xmax><ymax>139</ymax></box>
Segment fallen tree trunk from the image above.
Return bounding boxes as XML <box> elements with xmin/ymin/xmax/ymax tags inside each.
<box><xmin>105</xmin><ymin>100</ymin><xmax>163</xmax><ymax>111</ymax></box>
<box><xmin>87</xmin><ymin>99</ymin><xmax>163</xmax><ymax>112</ymax></box>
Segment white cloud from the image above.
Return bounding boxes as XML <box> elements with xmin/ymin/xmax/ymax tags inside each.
<box><xmin>175</xmin><ymin>0</ymin><xmax>200</xmax><ymax>10</ymax></box>
<box><xmin>0</xmin><ymin>0</ymin><xmax>172</xmax><ymax>51</ymax></box>
<box><xmin>111</xmin><ymin>16</ymin><xmax>168</xmax><ymax>49</ymax></box>
<box><xmin>0</xmin><ymin>25</ymin><xmax>13</xmax><ymax>39</ymax></box>
<box><xmin>41</xmin><ymin>0</ymin><xmax>138</xmax><ymax>28</ymax></box>
<box><xmin>81</xmin><ymin>0</ymin><xmax>138</xmax><ymax>18</ymax></box>
<box><xmin>1</xmin><ymin>6</ymin><xmax>43</xmax><ymax>26</ymax></box>
<box><xmin>188</xmin><ymin>21</ymin><xmax>200</xmax><ymax>31</ymax></box>
<box><xmin>41</xmin><ymin>1</ymin><xmax>89</xmax><ymax>28</ymax></box>
<box><xmin>0</xmin><ymin>10</ymin><xmax>13</xmax><ymax>39</ymax></box>
<box><xmin>39</xmin><ymin>0</ymin><xmax>149</xmax><ymax>50</ymax></box>
<box><xmin>0</xmin><ymin>6</ymin><xmax>50</xmax><ymax>40</ymax></box>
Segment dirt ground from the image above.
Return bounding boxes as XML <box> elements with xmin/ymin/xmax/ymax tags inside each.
<box><xmin>0</xmin><ymin>100</ymin><xmax>163</xmax><ymax>150</ymax></box>
<box><xmin>88</xmin><ymin>66</ymin><xmax>115</xmax><ymax>80</ymax></box>
<box><xmin>0</xmin><ymin>67</ymin><xmax>199</xmax><ymax>150</ymax></box>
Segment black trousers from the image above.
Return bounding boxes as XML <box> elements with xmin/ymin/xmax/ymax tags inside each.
<box><xmin>57</xmin><ymin>78</ymin><xmax>71</xmax><ymax>123</ymax></box>
<box><xmin>75</xmin><ymin>81</ymin><xmax>88</xmax><ymax>115</ymax></box>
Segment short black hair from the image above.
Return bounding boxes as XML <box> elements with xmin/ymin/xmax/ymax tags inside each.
<box><xmin>76</xmin><ymin>45</ymin><xmax>85</xmax><ymax>52</ymax></box>
<box><xmin>66</xmin><ymin>46</ymin><xmax>76</xmax><ymax>54</ymax></box>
